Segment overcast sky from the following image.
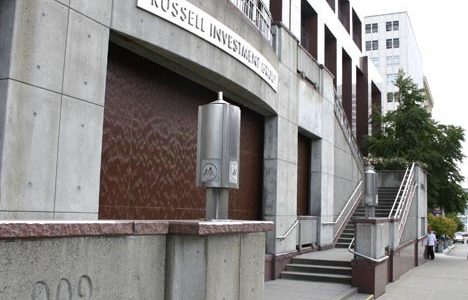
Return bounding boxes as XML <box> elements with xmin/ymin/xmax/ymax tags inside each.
<box><xmin>352</xmin><ymin>0</ymin><xmax>468</xmax><ymax>187</ymax></box>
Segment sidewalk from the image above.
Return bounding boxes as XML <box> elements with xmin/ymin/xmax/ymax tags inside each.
<box><xmin>377</xmin><ymin>243</ymin><xmax>468</xmax><ymax>300</ymax></box>
<box><xmin>263</xmin><ymin>244</ymin><xmax>468</xmax><ymax>300</ymax></box>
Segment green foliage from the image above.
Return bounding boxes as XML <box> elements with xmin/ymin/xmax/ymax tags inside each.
<box><xmin>366</xmin><ymin>156</ymin><xmax>410</xmax><ymax>170</ymax></box>
<box><xmin>366</xmin><ymin>70</ymin><xmax>468</xmax><ymax>213</ymax></box>
<box><xmin>428</xmin><ymin>214</ymin><xmax>458</xmax><ymax>238</ymax></box>
<box><xmin>446</xmin><ymin>213</ymin><xmax>465</xmax><ymax>232</ymax></box>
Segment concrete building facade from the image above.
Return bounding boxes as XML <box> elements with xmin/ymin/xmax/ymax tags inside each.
<box><xmin>364</xmin><ymin>12</ymin><xmax>432</xmax><ymax>115</ymax></box>
<box><xmin>0</xmin><ymin>0</ymin><xmax>384</xmax><ymax>279</ymax></box>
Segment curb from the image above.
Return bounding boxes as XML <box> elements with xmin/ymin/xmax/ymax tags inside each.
<box><xmin>442</xmin><ymin>244</ymin><xmax>455</xmax><ymax>254</ymax></box>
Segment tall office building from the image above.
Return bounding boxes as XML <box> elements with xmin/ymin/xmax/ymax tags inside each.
<box><xmin>364</xmin><ymin>12</ymin><xmax>433</xmax><ymax>115</ymax></box>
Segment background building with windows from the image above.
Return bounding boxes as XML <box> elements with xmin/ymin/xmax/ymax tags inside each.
<box><xmin>364</xmin><ymin>12</ymin><xmax>433</xmax><ymax>115</ymax></box>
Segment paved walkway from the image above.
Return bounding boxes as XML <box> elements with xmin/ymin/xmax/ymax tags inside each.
<box><xmin>377</xmin><ymin>243</ymin><xmax>468</xmax><ymax>300</ymax></box>
<box><xmin>263</xmin><ymin>244</ymin><xmax>468</xmax><ymax>300</ymax></box>
<box><xmin>264</xmin><ymin>248</ymin><xmax>370</xmax><ymax>300</ymax></box>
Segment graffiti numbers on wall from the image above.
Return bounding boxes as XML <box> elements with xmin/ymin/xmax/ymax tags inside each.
<box><xmin>31</xmin><ymin>275</ymin><xmax>92</xmax><ymax>300</ymax></box>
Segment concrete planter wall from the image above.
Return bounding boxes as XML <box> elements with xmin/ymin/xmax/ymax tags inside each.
<box><xmin>0</xmin><ymin>220</ymin><xmax>272</xmax><ymax>300</ymax></box>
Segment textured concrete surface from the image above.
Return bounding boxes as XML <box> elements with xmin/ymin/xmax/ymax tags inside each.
<box><xmin>55</xmin><ymin>96</ymin><xmax>104</xmax><ymax>214</ymax></box>
<box><xmin>240</xmin><ymin>233</ymin><xmax>265</xmax><ymax>300</ymax></box>
<box><xmin>165</xmin><ymin>232</ymin><xmax>266</xmax><ymax>300</ymax></box>
<box><xmin>0</xmin><ymin>235</ymin><xmax>167</xmax><ymax>300</ymax></box>
<box><xmin>9</xmin><ymin>0</ymin><xmax>68</xmax><ymax>92</ymax></box>
<box><xmin>62</xmin><ymin>10</ymin><xmax>109</xmax><ymax>105</ymax></box>
<box><xmin>0</xmin><ymin>80</ymin><xmax>61</xmax><ymax>212</ymax></box>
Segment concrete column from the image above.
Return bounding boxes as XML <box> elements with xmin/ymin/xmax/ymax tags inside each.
<box><xmin>264</xmin><ymin>116</ymin><xmax>298</xmax><ymax>254</ymax></box>
<box><xmin>351</xmin><ymin>218</ymin><xmax>390</xmax><ymax>297</ymax></box>
<box><xmin>164</xmin><ymin>221</ymin><xmax>272</xmax><ymax>300</ymax></box>
<box><xmin>355</xmin><ymin>220</ymin><xmax>389</xmax><ymax>259</ymax></box>
<box><xmin>0</xmin><ymin>0</ymin><xmax>110</xmax><ymax>219</ymax></box>
<box><xmin>317</xmin><ymin>71</ymin><xmax>336</xmax><ymax>247</ymax></box>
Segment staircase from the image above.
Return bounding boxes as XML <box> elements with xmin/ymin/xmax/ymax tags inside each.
<box><xmin>281</xmin><ymin>257</ymin><xmax>352</xmax><ymax>284</ymax></box>
<box><xmin>335</xmin><ymin>186</ymin><xmax>400</xmax><ymax>248</ymax></box>
<box><xmin>279</xmin><ymin>186</ymin><xmax>399</xmax><ymax>292</ymax></box>
<box><xmin>335</xmin><ymin>222</ymin><xmax>356</xmax><ymax>248</ymax></box>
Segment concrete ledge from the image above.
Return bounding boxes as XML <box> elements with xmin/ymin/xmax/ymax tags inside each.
<box><xmin>297</xmin><ymin>215</ymin><xmax>319</xmax><ymax>221</ymax></box>
<box><xmin>352</xmin><ymin>217</ymin><xmax>391</xmax><ymax>224</ymax></box>
<box><xmin>0</xmin><ymin>220</ymin><xmax>169</xmax><ymax>239</ymax></box>
<box><xmin>168</xmin><ymin>220</ymin><xmax>274</xmax><ymax>236</ymax></box>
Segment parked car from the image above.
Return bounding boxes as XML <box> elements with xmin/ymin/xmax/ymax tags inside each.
<box><xmin>454</xmin><ymin>232</ymin><xmax>464</xmax><ymax>243</ymax></box>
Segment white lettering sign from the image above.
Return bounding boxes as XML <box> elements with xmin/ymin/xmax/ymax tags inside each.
<box><xmin>137</xmin><ymin>0</ymin><xmax>278</xmax><ymax>91</ymax></box>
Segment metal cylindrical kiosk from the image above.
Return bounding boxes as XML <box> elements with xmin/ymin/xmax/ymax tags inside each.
<box><xmin>196</xmin><ymin>92</ymin><xmax>241</xmax><ymax>220</ymax></box>
<box><xmin>364</xmin><ymin>165</ymin><xmax>378</xmax><ymax>217</ymax></box>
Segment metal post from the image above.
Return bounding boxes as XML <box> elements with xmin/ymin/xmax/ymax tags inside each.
<box><xmin>206</xmin><ymin>188</ymin><xmax>229</xmax><ymax>220</ymax></box>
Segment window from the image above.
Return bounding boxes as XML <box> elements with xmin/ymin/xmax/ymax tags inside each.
<box><xmin>365</xmin><ymin>24</ymin><xmax>371</xmax><ymax>34</ymax></box>
<box><xmin>387</xmin><ymin>74</ymin><xmax>397</xmax><ymax>85</ymax></box>
<box><xmin>386</xmin><ymin>20</ymin><xmax>400</xmax><ymax>31</ymax></box>
<box><xmin>386</xmin><ymin>21</ymin><xmax>392</xmax><ymax>31</ymax></box>
<box><xmin>372</xmin><ymin>23</ymin><xmax>378</xmax><ymax>33</ymax></box>
<box><xmin>387</xmin><ymin>92</ymin><xmax>400</xmax><ymax>102</ymax></box>
<box><xmin>386</xmin><ymin>55</ymin><xmax>400</xmax><ymax>65</ymax></box>
<box><xmin>386</xmin><ymin>39</ymin><xmax>400</xmax><ymax>49</ymax></box>
<box><xmin>366</xmin><ymin>40</ymin><xmax>378</xmax><ymax>51</ymax></box>
<box><xmin>370</xmin><ymin>57</ymin><xmax>379</xmax><ymax>66</ymax></box>
<box><xmin>387</xmin><ymin>92</ymin><xmax>394</xmax><ymax>102</ymax></box>
<box><xmin>386</xmin><ymin>39</ymin><xmax>393</xmax><ymax>49</ymax></box>
<box><xmin>394</xmin><ymin>92</ymin><xmax>400</xmax><ymax>102</ymax></box>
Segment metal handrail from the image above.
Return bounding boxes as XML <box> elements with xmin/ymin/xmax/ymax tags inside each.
<box><xmin>228</xmin><ymin>0</ymin><xmax>272</xmax><ymax>42</ymax></box>
<box><xmin>388</xmin><ymin>168</ymin><xmax>409</xmax><ymax>218</ymax></box>
<box><xmin>347</xmin><ymin>238</ymin><xmax>389</xmax><ymax>263</ymax></box>
<box><xmin>394</xmin><ymin>168</ymin><xmax>413</xmax><ymax>219</ymax></box>
<box><xmin>276</xmin><ymin>220</ymin><xmax>299</xmax><ymax>240</ymax></box>
<box><xmin>323</xmin><ymin>181</ymin><xmax>363</xmax><ymax>245</ymax></box>
<box><xmin>388</xmin><ymin>163</ymin><xmax>416</xmax><ymax>219</ymax></box>
<box><xmin>323</xmin><ymin>180</ymin><xmax>363</xmax><ymax>226</ymax></box>
<box><xmin>397</xmin><ymin>182</ymin><xmax>417</xmax><ymax>240</ymax></box>
<box><xmin>334</xmin><ymin>92</ymin><xmax>364</xmax><ymax>173</ymax></box>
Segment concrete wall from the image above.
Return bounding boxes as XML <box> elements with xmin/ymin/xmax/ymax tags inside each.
<box><xmin>378</xmin><ymin>170</ymin><xmax>405</xmax><ymax>187</ymax></box>
<box><xmin>0</xmin><ymin>0</ymin><xmax>108</xmax><ymax>220</ymax></box>
<box><xmin>390</xmin><ymin>240</ymin><xmax>416</xmax><ymax>282</ymax></box>
<box><xmin>0</xmin><ymin>220</ymin><xmax>272</xmax><ymax>300</ymax></box>
<box><xmin>165</xmin><ymin>232</ymin><xmax>266</xmax><ymax>300</ymax></box>
<box><xmin>0</xmin><ymin>235</ymin><xmax>166</xmax><ymax>299</ymax></box>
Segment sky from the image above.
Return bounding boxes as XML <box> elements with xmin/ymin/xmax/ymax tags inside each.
<box><xmin>352</xmin><ymin>0</ymin><xmax>468</xmax><ymax>188</ymax></box>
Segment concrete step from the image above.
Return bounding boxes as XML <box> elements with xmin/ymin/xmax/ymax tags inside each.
<box><xmin>280</xmin><ymin>271</ymin><xmax>351</xmax><ymax>284</ymax></box>
<box><xmin>291</xmin><ymin>258</ymin><xmax>351</xmax><ymax>267</ymax></box>
<box><xmin>338</xmin><ymin>237</ymin><xmax>353</xmax><ymax>243</ymax></box>
<box><xmin>335</xmin><ymin>242</ymin><xmax>350</xmax><ymax>248</ymax></box>
<box><xmin>286</xmin><ymin>263</ymin><xmax>351</xmax><ymax>275</ymax></box>
<box><xmin>344</xmin><ymin>292</ymin><xmax>375</xmax><ymax>300</ymax></box>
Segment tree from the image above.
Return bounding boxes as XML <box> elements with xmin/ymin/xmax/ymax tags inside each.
<box><xmin>428</xmin><ymin>214</ymin><xmax>457</xmax><ymax>238</ymax></box>
<box><xmin>366</xmin><ymin>71</ymin><xmax>468</xmax><ymax>213</ymax></box>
